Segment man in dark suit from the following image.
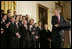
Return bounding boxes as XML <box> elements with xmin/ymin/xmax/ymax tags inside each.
<box><xmin>1</xmin><ymin>14</ymin><xmax>7</xmax><ymax>29</ymax></box>
<box><xmin>6</xmin><ymin>12</ymin><xmax>11</xmax><ymax>22</ymax></box>
<box><xmin>4</xmin><ymin>20</ymin><xmax>11</xmax><ymax>48</ymax></box>
<box><xmin>1</xmin><ymin>10</ymin><xmax>4</xmax><ymax>20</ymax></box>
<box><xmin>15</xmin><ymin>15</ymin><xmax>22</xmax><ymax>27</ymax></box>
<box><xmin>28</xmin><ymin>19</ymin><xmax>37</xmax><ymax>48</ymax></box>
<box><xmin>38</xmin><ymin>21</ymin><xmax>43</xmax><ymax>31</ymax></box>
<box><xmin>15</xmin><ymin>16</ymin><xmax>22</xmax><ymax>48</ymax></box>
<box><xmin>7</xmin><ymin>9</ymin><xmax>11</xmax><ymax>13</ymax></box>
<box><xmin>37</xmin><ymin>21</ymin><xmax>43</xmax><ymax>38</ymax></box>
<box><xmin>31</xmin><ymin>23</ymin><xmax>39</xmax><ymax>48</ymax></box>
<box><xmin>39</xmin><ymin>24</ymin><xmax>51</xmax><ymax>48</ymax></box>
<box><xmin>51</xmin><ymin>9</ymin><xmax>67</xmax><ymax>48</ymax></box>
<box><xmin>19</xmin><ymin>20</ymin><xmax>31</xmax><ymax>48</ymax></box>
<box><xmin>8</xmin><ymin>16</ymin><xmax>21</xmax><ymax>48</ymax></box>
<box><xmin>37</xmin><ymin>21</ymin><xmax>43</xmax><ymax>48</ymax></box>
<box><xmin>1</xmin><ymin>14</ymin><xmax>7</xmax><ymax>48</ymax></box>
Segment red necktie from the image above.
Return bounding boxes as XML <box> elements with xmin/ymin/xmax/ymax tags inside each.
<box><xmin>57</xmin><ymin>16</ymin><xmax>60</xmax><ymax>24</ymax></box>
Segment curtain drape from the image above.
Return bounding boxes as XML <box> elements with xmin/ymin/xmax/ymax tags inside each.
<box><xmin>1</xmin><ymin>1</ymin><xmax>16</xmax><ymax>15</ymax></box>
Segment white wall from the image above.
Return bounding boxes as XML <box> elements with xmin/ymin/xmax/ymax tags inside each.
<box><xmin>16</xmin><ymin>1</ymin><xmax>57</xmax><ymax>31</ymax></box>
<box><xmin>16</xmin><ymin>1</ymin><xmax>37</xmax><ymax>22</ymax></box>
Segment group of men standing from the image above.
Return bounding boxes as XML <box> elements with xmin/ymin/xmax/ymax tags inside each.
<box><xmin>1</xmin><ymin>9</ymin><xmax>71</xmax><ymax>48</ymax></box>
<box><xmin>1</xmin><ymin>9</ymin><xmax>51</xmax><ymax>48</ymax></box>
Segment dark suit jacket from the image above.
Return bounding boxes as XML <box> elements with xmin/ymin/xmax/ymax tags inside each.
<box><xmin>19</xmin><ymin>24</ymin><xmax>31</xmax><ymax>48</ymax></box>
<box><xmin>1</xmin><ymin>21</ymin><xmax>6</xmax><ymax>48</ymax></box>
<box><xmin>39</xmin><ymin>29</ymin><xmax>51</xmax><ymax>48</ymax></box>
<box><xmin>6</xmin><ymin>17</ymin><xmax>11</xmax><ymax>22</ymax></box>
<box><xmin>52</xmin><ymin>16</ymin><xmax>65</xmax><ymax>31</ymax></box>
<box><xmin>52</xmin><ymin>15</ymin><xmax>71</xmax><ymax>31</ymax></box>
<box><xmin>31</xmin><ymin>26</ymin><xmax>39</xmax><ymax>36</ymax></box>
<box><xmin>8</xmin><ymin>22</ymin><xmax>18</xmax><ymax>37</ymax></box>
<box><xmin>37</xmin><ymin>26</ymin><xmax>43</xmax><ymax>37</ymax></box>
<box><xmin>51</xmin><ymin>15</ymin><xmax>71</xmax><ymax>48</ymax></box>
<box><xmin>30</xmin><ymin>26</ymin><xmax>40</xmax><ymax>42</ymax></box>
<box><xmin>39</xmin><ymin>29</ymin><xmax>51</xmax><ymax>42</ymax></box>
<box><xmin>51</xmin><ymin>15</ymin><xmax>65</xmax><ymax>48</ymax></box>
<box><xmin>15</xmin><ymin>21</ymin><xmax>22</xmax><ymax>33</ymax></box>
<box><xmin>8</xmin><ymin>22</ymin><xmax>20</xmax><ymax>48</ymax></box>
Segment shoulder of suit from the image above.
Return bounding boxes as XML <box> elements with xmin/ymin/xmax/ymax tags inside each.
<box><xmin>20</xmin><ymin>24</ymin><xmax>23</xmax><ymax>27</ymax></box>
<box><xmin>52</xmin><ymin>15</ymin><xmax>57</xmax><ymax>17</ymax></box>
<box><xmin>52</xmin><ymin>15</ymin><xmax>57</xmax><ymax>19</ymax></box>
<box><xmin>48</xmin><ymin>30</ymin><xmax>50</xmax><ymax>32</ymax></box>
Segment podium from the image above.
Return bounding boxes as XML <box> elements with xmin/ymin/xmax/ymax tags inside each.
<box><xmin>63</xmin><ymin>19</ymin><xmax>71</xmax><ymax>48</ymax></box>
<box><xmin>64</xmin><ymin>31</ymin><xmax>70</xmax><ymax>48</ymax></box>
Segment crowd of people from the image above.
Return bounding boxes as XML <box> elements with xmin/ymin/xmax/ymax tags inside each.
<box><xmin>1</xmin><ymin>9</ymin><xmax>51</xmax><ymax>48</ymax></box>
<box><xmin>1</xmin><ymin>9</ymin><xmax>71</xmax><ymax>48</ymax></box>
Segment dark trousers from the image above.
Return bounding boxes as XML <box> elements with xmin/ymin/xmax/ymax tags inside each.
<box><xmin>20</xmin><ymin>38</ymin><xmax>31</xmax><ymax>48</ymax></box>
<box><xmin>31</xmin><ymin>40</ymin><xmax>36</xmax><ymax>48</ymax></box>
<box><xmin>40</xmin><ymin>42</ymin><xmax>49</xmax><ymax>48</ymax></box>
<box><xmin>36</xmin><ymin>39</ymin><xmax>39</xmax><ymax>48</ymax></box>
<box><xmin>51</xmin><ymin>31</ymin><xmax>62</xmax><ymax>48</ymax></box>
<box><xmin>31</xmin><ymin>36</ymin><xmax>36</xmax><ymax>48</ymax></box>
<box><xmin>25</xmin><ymin>40</ymin><xmax>31</xmax><ymax>48</ymax></box>
<box><xmin>9</xmin><ymin>37</ymin><xmax>20</xmax><ymax>48</ymax></box>
<box><xmin>1</xmin><ymin>38</ymin><xmax>6</xmax><ymax>48</ymax></box>
<box><xmin>1</xmin><ymin>34</ymin><xmax>6</xmax><ymax>48</ymax></box>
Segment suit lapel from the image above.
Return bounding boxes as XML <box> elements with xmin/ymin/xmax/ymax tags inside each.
<box><xmin>55</xmin><ymin>16</ymin><xmax>59</xmax><ymax>24</ymax></box>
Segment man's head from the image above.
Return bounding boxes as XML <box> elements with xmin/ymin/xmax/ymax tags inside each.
<box><xmin>38</xmin><ymin>21</ymin><xmax>42</xmax><ymax>26</ymax></box>
<box><xmin>10</xmin><ymin>16</ymin><xmax>15</xmax><ymax>23</ymax></box>
<box><xmin>15</xmin><ymin>16</ymin><xmax>19</xmax><ymax>22</ymax></box>
<box><xmin>22</xmin><ymin>16</ymin><xmax>26</xmax><ymax>21</ymax></box>
<box><xmin>7</xmin><ymin>12</ymin><xmax>11</xmax><ymax>18</ymax></box>
<box><xmin>7</xmin><ymin>9</ymin><xmax>11</xmax><ymax>13</ymax></box>
<box><xmin>23</xmin><ymin>20</ymin><xmax>27</xmax><ymax>25</ymax></box>
<box><xmin>44</xmin><ymin>24</ymin><xmax>48</xmax><ymax>30</ymax></box>
<box><xmin>13</xmin><ymin>11</ymin><xmax>16</xmax><ymax>16</ymax></box>
<box><xmin>2</xmin><ymin>14</ymin><xmax>7</xmax><ymax>20</ymax></box>
<box><xmin>1</xmin><ymin>10</ymin><xmax>4</xmax><ymax>15</ymax></box>
<box><xmin>26</xmin><ymin>14</ymin><xmax>29</xmax><ymax>19</ymax></box>
<box><xmin>54</xmin><ymin>9</ymin><xmax>61</xmax><ymax>16</ymax></box>
<box><xmin>16</xmin><ymin>15</ymin><xmax>20</xmax><ymax>18</ymax></box>
<box><xmin>34</xmin><ymin>23</ymin><xmax>38</xmax><ymax>27</ymax></box>
<box><xmin>19</xmin><ymin>14</ymin><xmax>22</xmax><ymax>19</ymax></box>
<box><xmin>29</xmin><ymin>18</ymin><xmax>34</xmax><ymax>25</ymax></box>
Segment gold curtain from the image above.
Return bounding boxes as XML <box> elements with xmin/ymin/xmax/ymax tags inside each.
<box><xmin>1</xmin><ymin>1</ymin><xmax>16</xmax><ymax>15</ymax></box>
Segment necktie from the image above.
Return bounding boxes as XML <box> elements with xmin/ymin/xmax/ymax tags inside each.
<box><xmin>57</xmin><ymin>16</ymin><xmax>60</xmax><ymax>24</ymax></box>
<box><xmin>16</xmin><ymin>22</ymin><xmax>18</xmax><ymax>28</ymax></box>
